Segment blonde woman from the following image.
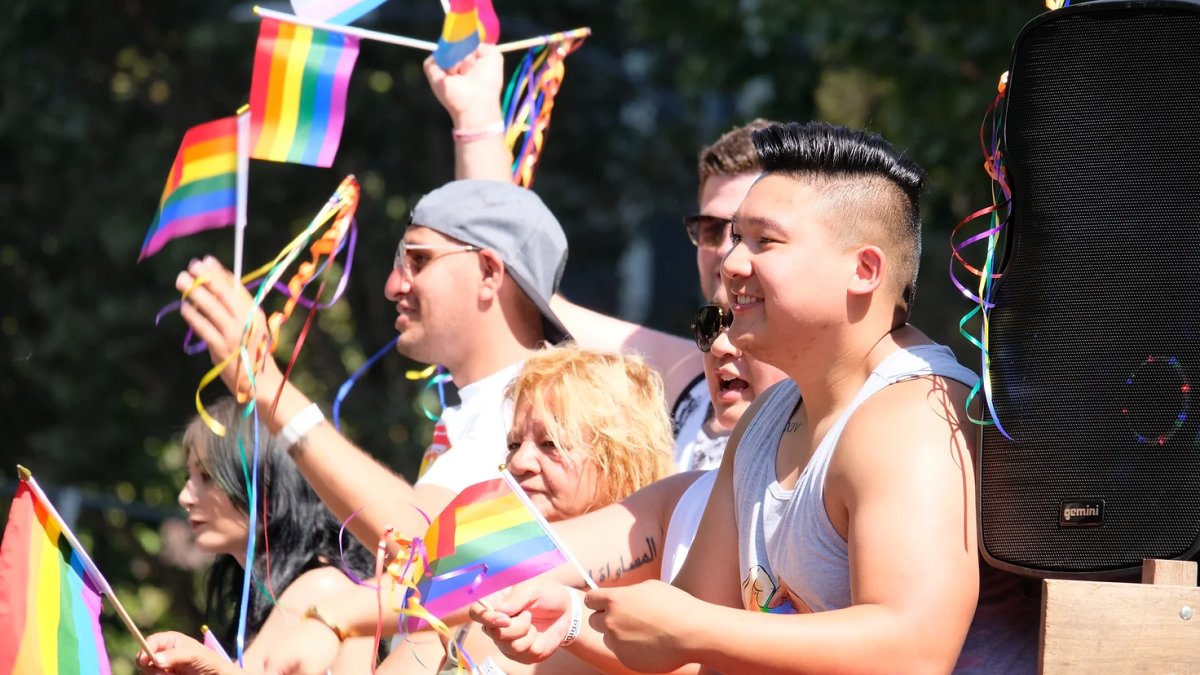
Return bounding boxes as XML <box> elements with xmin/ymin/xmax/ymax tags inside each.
<box><xmin>385</xmin><ymin>345</ymin><xmax>676</xmax><ymax>675</ymax></box>
<box><xmin>213</xmin><ymin>347</ymin><xmax>678</xmax><ymax>675</ymax></box>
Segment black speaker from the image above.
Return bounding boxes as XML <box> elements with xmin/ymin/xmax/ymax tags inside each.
<box><xmin>979</xmin><ymin>0</ymin><xmax>1200</xmax><ymax>577</ymax></box>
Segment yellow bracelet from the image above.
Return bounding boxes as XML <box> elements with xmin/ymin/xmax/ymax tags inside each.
<box><xmin>302</xmin><ymin>605</ymin><xmax>348</xmax><ymax>642</ymax></box>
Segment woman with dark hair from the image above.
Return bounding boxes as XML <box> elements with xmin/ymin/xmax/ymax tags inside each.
<box><xmin>138</xmin><ymin>397</ymin><xmax>379</xmax><ymax>674</ymax></box>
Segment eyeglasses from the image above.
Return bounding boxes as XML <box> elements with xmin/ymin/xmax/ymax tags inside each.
<box><xmin>683</xmin><ymin>215</ymin><xmax>733</xmax><ymax>249</ymax></box>
<box><xmin>690</xmin><ymin>304</ymin><xmax>732</xmax><ymax>353</ymax></box>
<box><xmin>394</xmin><ymin>240</ymin><xmax>482</xmax><ymax>274</ymax></box>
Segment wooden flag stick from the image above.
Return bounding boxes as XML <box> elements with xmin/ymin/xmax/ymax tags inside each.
<box><xmin>496</xmin><ymin>28</ymin><xmax>591</xmax><ymax>53</ymax></box>
<box><xmin>253</xmin><ymin>6</ymin><xmax>437</xmax><ymax>51</ymax></box>
<box><xmin>254</xmin><ymin>6</ymin><xmax>586</xmax><ymax>57</ymax></box>
<box><xmin>233</xmin><ymin>105</ymin><xmax>250</xmax><ymax>284</ymax></box>
<box><xmin>17</xmin><ymin>466</ymin><xmax>160</xmax><ymax>665</ymax></box>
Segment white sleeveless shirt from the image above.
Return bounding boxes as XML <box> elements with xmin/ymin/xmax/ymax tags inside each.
<box><xmin>733</xmin><ymin>343</ymin><xmax>1037</xmax><ymax>672</ymax></box>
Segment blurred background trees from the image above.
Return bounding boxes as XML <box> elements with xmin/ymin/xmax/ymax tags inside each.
<box><xmin>1</xmin><ymin>0</ymin><xmax>1037</xmax><ymax>670</ymax></box>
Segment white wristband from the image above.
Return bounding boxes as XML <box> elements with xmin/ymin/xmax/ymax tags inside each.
<box><xmin>560</xmin><ymin>586</ymin><xmax>584</xmax><ymax>647</ymax></box>
<box><xmin>279</xmin><ymin>403</ymin><xmax>325</xmax><ymax>449</ymax></box>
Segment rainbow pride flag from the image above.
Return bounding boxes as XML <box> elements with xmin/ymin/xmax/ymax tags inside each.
<box><xmin>290</xmin><ymin>0</ymin><xmax>388</xmax><ymax>25</ymax></box>
<box><xmin>407</xmin><ymin>477</ymin><xmax>566</xmax><ymax>629</ymax></box>
<box><xmin>0</xmin><ymin>482</ymin><xmax>111</xmax><ymax>674</ymax></box>
<box><xmin>433</xmin><ymin>0</ymin><xmax>483</xmax><ymax>70</ymax></box>
<box><xmin>139</xmin><ymin>116</ymin><xmax>238</xmax><ymax>261</ymax></box>
<box><xmin>249</xmin><ymin>18</ymin><xmax>360</xmax><ymax>167</ymax></box>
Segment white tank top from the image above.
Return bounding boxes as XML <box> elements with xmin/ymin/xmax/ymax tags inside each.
<box><xmin>733</xmin><ymin>343</ymin><xmax>1037</xmax><ymax>672</ymax></box>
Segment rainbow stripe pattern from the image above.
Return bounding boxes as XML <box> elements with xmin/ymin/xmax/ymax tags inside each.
<box><xmin>290</xmin><ymin>0</ymin><xmax>388</xmax><ymax>25</ymax></box>
<box><xmin>409</xmin><ymin>478</ymin><xmax>565</xmax><ymax>628</ymax></box>
<box><xmin>433</xmin><ymin>0</ymin><xmax>483</xmax><ymax>70</ymax></box>
<box><xmin>249</xmin><ymin>18</ymin><xmax>360</xmax><ymax>168</ymax></box>
<box><xmin>0</xmin><ymin>483</ymin><xmax>111</xmax><ymax>674</ymax></box>
<box><xmin>476</xmin><ymin>0</ymin><xmax>500</xmax><ymax>44</ymax></box>
<box><xmin>139</xmin><ymin>116</ymin><xmax>238</xmax><ymax>261</ymax></box>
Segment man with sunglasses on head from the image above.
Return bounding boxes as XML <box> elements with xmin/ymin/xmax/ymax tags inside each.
<box><xmin>425</xmin><ymin>45</ymin><xmax>778</xmax><ymax>473</ymax></box>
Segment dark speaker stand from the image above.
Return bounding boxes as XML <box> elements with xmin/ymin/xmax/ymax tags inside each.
<box><xmin>1040</xmin><ymin>560</ymin><xmax>1200</xmax><ymax>673</ymax></box>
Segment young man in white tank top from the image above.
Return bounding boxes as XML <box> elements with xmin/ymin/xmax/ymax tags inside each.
<box><xmin>474</xmin><ymin>121</ymin><xmax>1037</xmax><ymax>673</ymax></box>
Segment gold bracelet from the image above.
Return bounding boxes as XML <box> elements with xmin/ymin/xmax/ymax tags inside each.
<box><xmin>302</xmin><ymin>605</ymin><xmax>348</xmax><ymax>642</ymax></box>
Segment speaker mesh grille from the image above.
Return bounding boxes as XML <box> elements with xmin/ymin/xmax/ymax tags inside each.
<box><xmin>981</xmin><ymin>3</ymin><xmax>1200</xmax><ymax>575</ymax></box>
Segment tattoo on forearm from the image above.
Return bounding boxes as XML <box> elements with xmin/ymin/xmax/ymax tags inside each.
<box><xmin>588</xmin><ymin>536</ymin><xmax>659</xmax><ymax>583</ymax></box>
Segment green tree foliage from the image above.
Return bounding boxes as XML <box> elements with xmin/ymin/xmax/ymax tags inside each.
<box><xmin>0</xmin><ymin>1</ymin><xmax>1038</xmax><ymax>670</ymax></box>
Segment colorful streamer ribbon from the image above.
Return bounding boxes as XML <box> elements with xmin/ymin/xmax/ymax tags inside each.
<box><xmin>405</xmin><ymin>365</ymin><xmax>453</xmax><ymax>422</ymax></box>
<box><xmin>176</xmin><ymin>176</ymin><xmax>360</xmax><ymax>662</ymax></box>
<box><xmin>500</xmin><ymin>34</ymin><xmax>587</xmax><ymax>187</ymax></box>
<box><xmin>157</xmin><ymin>224</ymin><xmax>357</xmax><ymax>357</ymax></box>
<box><xmin>183</xmin><ymin>175</ymin><xmax>360</xmax><ymax>436</ymax></box>
<box><xmin>376</xmin><ymin>530</ymin><xmax>483</xmax><ymax>675</ymax></box>
<box><xmin>949</xmin><ymin>75</ymin><xmax>1014</xmax><ymax>440</ymax></box>
<box><xmin>332</xmin><ymin>337</ymin><xmax>399</xmax><ymax>431</ymax></box>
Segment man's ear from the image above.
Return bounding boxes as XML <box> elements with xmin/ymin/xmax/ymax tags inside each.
<box><xmin>847</xmin><ymin>245</ymin><xmax>886</xmax><ymax>297</ymax></box>
<box><xmin>477</xmin><ymin>249</ymin><xmax>506</xmax><ymax>302</ymax></box>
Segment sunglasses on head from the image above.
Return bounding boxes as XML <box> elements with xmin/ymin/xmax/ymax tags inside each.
<box><xmin>683</xmin><ymin>215</ymin><xmax>732</xmax><ymax>249</ymax></box>
<box><xmin>691</xmin><ymin>304</ymin><xmax>733</xmax><ymax>353</ymax></box>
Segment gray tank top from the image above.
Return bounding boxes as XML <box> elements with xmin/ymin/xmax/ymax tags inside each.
<box><xmin>734</xmin><ymin>343</ymin><xmax>1037</xmax><ymax>672</ymax></box>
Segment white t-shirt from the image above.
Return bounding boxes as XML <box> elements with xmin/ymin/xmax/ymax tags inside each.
<box><xmin>671</xmin><ymin>378</ymin><xmax>729</xmax><ymax>472</ymax></box>
<box><xmin>414</xmin><ymin>362</ymin><xmax>523</xmax><ymax>492</ymax></box>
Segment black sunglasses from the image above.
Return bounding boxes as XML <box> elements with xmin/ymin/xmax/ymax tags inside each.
<box><xmin>691</xmin><ymin>304</ymin><xmax>733</xmax><ymax>353</ymax></box>
<box><xmin>683</xmin><ymin>215</ymin><xmax>732</xmax><ymax>249</ymax></box>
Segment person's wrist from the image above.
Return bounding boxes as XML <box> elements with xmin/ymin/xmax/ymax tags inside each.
<box><xmin>453</xmin><ymin>121</ymin><xmax>505</xmax><ymax>143</ymax></box>
<box><xmin>255</xmin><ymin>381</ymin><xmax>312</xmax><ymax>437</ymax></box>
<box><xmin>668</xmin><ymin>594</ymin><xmax>708</xmax><ymax>664</ymax></box>
<box><xmin>450</xmin><ymin>105</ymin><xmax>504</xmax><ymax>132</ymax></box>
<box><xmin>279</xmin><ymin>403</ymin><xmax>325</xmax><ymax>450</ymax></box>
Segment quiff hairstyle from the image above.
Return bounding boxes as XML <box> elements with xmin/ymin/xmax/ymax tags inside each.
<box><xmin>752</xmin><ymin>121</ymin><xmax>926</xmax><ymax>313</ymax></box>
<box><xmin>505</xmin><ymin>345</ymin><xmax>674</xmax><ymax>510</ymax></box>
<box><xmin>697</xmin><ymin>118</ymin><xmax>780</xmax><ymax>188</ymax></box>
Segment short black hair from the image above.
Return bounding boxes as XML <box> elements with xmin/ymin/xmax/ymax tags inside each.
<box><xmin>753</xmin><ymin>121</ymin><xmax>925</xmax><ymax>206</ymax></box>
<box><xmin>751</xmin><ymin>121</ymin><xmax>926</xmax><ymax>311</ymax></box>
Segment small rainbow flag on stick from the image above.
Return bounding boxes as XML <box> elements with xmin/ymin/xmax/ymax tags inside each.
<box><xmin>139</xmin><ymin>115</ymin><xmax>242</xmax><ymax>261</ymax></box>
<box><xmin>406</xmin><ymin>471</ymin><xmax>595</xmax><ymax>630</ymax></box>
<box><xmin>249</xmin><ymin>17</ymin><xmax>360</xmax><ymax>168</ymax></box>
<box><xmin>0</xmin><ymin>467</ymin><xmax>156</xmax><ymax>673</ymax></box>
<box><xmin>291</xmin><ymin>0</ymin><xmax>388</xmax><ymax>25</ymax></box>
